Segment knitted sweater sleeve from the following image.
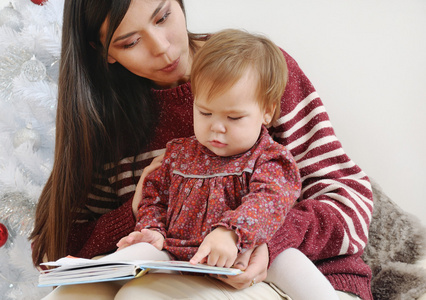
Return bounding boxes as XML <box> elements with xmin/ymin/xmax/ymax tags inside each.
<box><xmin>67</xmin><ymin>168</ymin><xmax>137</xmax><ymax>259</ymax></box>
<box><xmin>267</xmin><ymin>51</ymin><xmax>374</xmax><ymax>263</ymax></box>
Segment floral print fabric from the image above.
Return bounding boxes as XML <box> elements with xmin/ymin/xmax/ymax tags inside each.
<box><xmin>136</xmin><ymin>127</ymin><xmax>301</xmax><ymax>261</ymax></box>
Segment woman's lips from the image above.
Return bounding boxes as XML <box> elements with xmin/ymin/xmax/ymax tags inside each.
<box><xmin>161</xmin><ymin>57</ymin><xmax>180</xmax><ymax>72</ymax></box>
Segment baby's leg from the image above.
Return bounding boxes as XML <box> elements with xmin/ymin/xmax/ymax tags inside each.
<box><xmin>266</xmin><ymin>248</ymin><xmax>339</xmax><ymax>300</ymax></box>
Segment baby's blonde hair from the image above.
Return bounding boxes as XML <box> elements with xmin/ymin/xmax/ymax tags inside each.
<box><xmin>191</xmin><ymin>29</ymin><xmax>288</xmax><ymax>123</ymax></box>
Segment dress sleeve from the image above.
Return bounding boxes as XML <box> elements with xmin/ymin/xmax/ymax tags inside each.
<box><xmin>267</xmin><ymin>50</ymin><xmax>374</xmax><ymax>263</ymax></box>
<box><xmin>216</xmin><ymin>143</ymin><xmax>301</xmax><ymax>251</ymax></box>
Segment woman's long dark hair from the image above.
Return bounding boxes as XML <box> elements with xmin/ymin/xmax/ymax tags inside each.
<box><xmin>30</xmin><ymin>0</ymin><xmax>201</xmax><ymax>266</ymax></box>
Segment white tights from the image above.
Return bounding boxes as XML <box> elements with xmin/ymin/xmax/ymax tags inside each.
<box><xmin>266</xmin><ymin>248</ymin><xmax>339</xmax><ymax>300</ymax></box>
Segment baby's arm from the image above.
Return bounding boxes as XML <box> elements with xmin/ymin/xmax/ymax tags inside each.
<box><xmin>116</xmin><ymin>228</ymin><xmax>164</xmax><ymax>251</ymax></box>
<box><xmin>190</xmin><ymin>226</ymin><xmax>238</xmax><ymax>268</ymax></box>
<box><xmin>216</xmin><ymin>144</ymin><xmax>301</xmax><ymax>252</ymax></box>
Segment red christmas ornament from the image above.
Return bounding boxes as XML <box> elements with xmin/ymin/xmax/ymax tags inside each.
<box><xmin>0</xmin><ymin>223</ymin><xmax>8</xmax><ymax>247</ymax></box>
<box><xmin>30</xmin><ymin>0</ymin><xmax>47</xmax><ymax>5</ymax></box>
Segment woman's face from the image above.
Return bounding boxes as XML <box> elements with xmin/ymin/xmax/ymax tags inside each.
<box><xmin>100</xmin><ymin>0</ymin><xmax>190</xmax><ymax>88</ymax></box>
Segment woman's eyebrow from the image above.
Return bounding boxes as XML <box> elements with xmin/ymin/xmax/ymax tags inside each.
<box><xmin>113</xmin><ymin>0</ymin><xmax>167</xmax><ymax>43</ymax></box>
<box><xmin>150</xmin><ymin>0</ymin><xmax>167</xmax><ymax>21</ymax></box>
<box><xmin>113</xmin><ymin>31</ymin><xmax>137</xmax><ymax>43</ymax></box>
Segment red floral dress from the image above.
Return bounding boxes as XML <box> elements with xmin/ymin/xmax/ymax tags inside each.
<box><xmin>135</xmin><ymin>127</ymin><xmax>301</xmax><ymax>261</ymax></box>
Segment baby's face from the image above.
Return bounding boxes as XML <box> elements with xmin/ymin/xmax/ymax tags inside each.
<box><xmin>193</xmin><ymin>70</ymin><xmax>272</xmax><ymax>157</ymax></box>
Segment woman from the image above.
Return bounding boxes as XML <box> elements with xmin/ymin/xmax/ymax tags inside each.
<box><xmin>31</xmin><ymin>0</ymin><xmax>374</xmax><ymax>299</ymax></box>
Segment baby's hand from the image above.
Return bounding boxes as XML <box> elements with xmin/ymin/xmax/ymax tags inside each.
<box><xmin>116</xmin><ymin>229</ymin><xmax>164</xmax><ymax>251</ymax></box>
<box><xmin>190</xmin><ymin>227</ymin><xmax>238</xmax><ymax>268</ymax></box>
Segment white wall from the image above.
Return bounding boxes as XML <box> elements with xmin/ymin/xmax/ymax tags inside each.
<box><xmin>1</xmin><ymin>0</ymin><xmax>425</xmax><ymax>225</ymax></box>
<box><xmin>185</xmin><ymin>0</ymin><xmax>426</xmax><ymax>225</ymax></box>
<box><xmin>0</xmin><ymin>0</ymin><xmax>6</xmax><ymax>7</ymax></box>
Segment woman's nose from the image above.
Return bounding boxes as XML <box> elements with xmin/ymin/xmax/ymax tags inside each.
<box><xmin>148</xmin><ymin>32</ymin><xmax>170</xmax><ymax>56</ymax></box>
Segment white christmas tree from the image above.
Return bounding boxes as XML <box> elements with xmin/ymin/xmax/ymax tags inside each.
<box><xmin>0</xmin><ymin>0</ymin><xmax>63</xmax><ymax>298</ymax></box>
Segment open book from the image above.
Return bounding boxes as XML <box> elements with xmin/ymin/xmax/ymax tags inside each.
<box><xmin>38</xmin><ymin>256</ymin><xmax>243</xmax><ymax>287</ymax></box>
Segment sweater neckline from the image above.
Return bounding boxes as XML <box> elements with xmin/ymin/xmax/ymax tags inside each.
<box><xmin>150</xmin><ymin>81</ymin><xmax>193</xmax><ymax>102</ymax></box>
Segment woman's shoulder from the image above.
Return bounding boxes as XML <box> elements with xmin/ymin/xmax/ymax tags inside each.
<box><xmin>270</xmin><ymin>48</ymin><xmax>318</xmax><ymax>124</ymax></box>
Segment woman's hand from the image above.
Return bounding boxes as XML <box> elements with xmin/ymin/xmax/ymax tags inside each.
<box><xmin>132</xmin><ymin>154</ymin><xmax>164</xmax><ymax>217</ymax></box>
<box><xmin>215</xmin><ymin>243</ymin><xmax>269</xmax><ymax>290</ymax></box>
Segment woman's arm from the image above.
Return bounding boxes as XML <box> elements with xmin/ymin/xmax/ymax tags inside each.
<box><xmin>67</xmin><ymin>185</ymin><xmax>136</xmax><ymax>259</ymax></box>
<box><xmin>66</xmin><ymin>155</ymin><xmax>151</xmax><ymax>258</ymax></box>
<box><xmin>219</xmin><ymin>49</ymin><xmax>373</xmax><ymax>290</ymax></box>
<box><xmin>67</xmin><ymin>153</ymin><xmax>166</xmax><ymax>259</ymax></box>
<box><xmin>267</xmin><ymin>50</ymin><xmax>373</xmax><ymax>263</ymax></box>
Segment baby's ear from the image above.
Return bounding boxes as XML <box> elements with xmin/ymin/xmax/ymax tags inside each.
<box><xmin>263</xmin><ymin>104</ymin><xmax>276</xmax><ymax>125</ymax></box>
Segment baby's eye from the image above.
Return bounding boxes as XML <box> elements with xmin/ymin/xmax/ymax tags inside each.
<box><xmin>228</xmin><ymin>116</ymin><xmax>243</xmax><ymax>121</ymax></box>
<box><xmin>199</xmin><ymin>111</ymin><xmax>211</xmax><ymax>116</ymax></box>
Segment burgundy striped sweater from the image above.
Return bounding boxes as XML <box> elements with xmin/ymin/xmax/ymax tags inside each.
<box><xmin>68</xmin><ymin>50</ymin><xmax>373</xmax><ymax>299</ymax></box>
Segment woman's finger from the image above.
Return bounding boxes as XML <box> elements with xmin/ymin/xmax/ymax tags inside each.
<box><xmin>232</xmin><ymin>247</ymin><xmax>254</xmax><ymax>270</ymax></box>
<box><xmin>216</xmin><ymin>244</ymin><xmax>269</xmax><ymax>289</ymax></box>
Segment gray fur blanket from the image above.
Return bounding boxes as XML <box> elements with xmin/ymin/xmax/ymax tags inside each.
<box><xmin>363</xmin><ymin>179</ymin><xmax>426</xmax><ymax>299</ymax></box>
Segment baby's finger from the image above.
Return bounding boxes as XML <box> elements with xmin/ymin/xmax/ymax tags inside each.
<box><xmin>116</xmin><ymin>235</ymin><xmax>136</xmax><ymax>247</ymax></box>
<box><xmin>116</xmin><ymin>237</ymin><xmax>128</xmax><ymax>248</ymax></box>
<box><xmin>116</xmin><ymin>243</ymin><xmax>129</xmax><ymax>251</ymax></box>
<box><xmin>190</xmin><ymin>246</ymin><xmax>210</xmax><ymax>265</ymax></box>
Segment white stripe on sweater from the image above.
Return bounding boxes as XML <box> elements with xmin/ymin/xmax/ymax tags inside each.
<box><xmin>92</xmin><ymin>184</ymin><xmax>114</xmax><ymax>194</ymax></box>
<box><xmin>108</xmin><ymin>169</ymin><xmax>143</xmax><ymax>183</ymax></box>
<box><xmin>302</xmin><ymin>161</ymin><xmax>356</xmax><ymax>181</ymax></box>
<box><xmin>320</xmin><ymin>199</ymin><xmax>364</xmax><ymax>253</ymax></box>
<box><xmin>302</xmin><ymin>172</ymin><xmax>371</xmax><ymax>195</ymax></box>
<box><xmin>117</xmin><ymin>185</ymin><xmax>137</xmax><ymax>197</ymax></box>
<box><xmin>280</xmin><ymin>106</ymin><xmax>327</xmax><ymax>139</ymax></box>
<box><xmin>87</xmin><ymin>192</ymin><xmax>116</xmax><ymax>202</ymax></box>
<box><xmin>85</xmin><ymin>204</ymin><xmax>114</xmax><ymax>215</ymax></box>
<box><xmin>105</xmin><ymin>149</ymin><xmax>166</xmax><ymax>183</ymax></box>
<box><xmin>275</xmin><ymin>118</ymin><xmax>333</xmax><ymax>143</ymax></box>
<box><xmin>293</xmin><ymin>135</ymin><xmax>338</xmax><ymax>163</ymax></box>
<box><xmin>340</xmin><ymin>230</ymin><xmax>350</xmax><ymax>255</ymax></box>
<box><xmin>274</xmin><ymin>92</ymin><xmax>320</xmax><ymax>127</ymax></box>
<box><xmin>321</xmin><ymin>187</ymin><xmax>369</xmax><ymax>238</ymax></box>
<box><xmin>104</xmin><ymin>148</ymin><xmax>166</xmax><ymax>170</ymax></box>
<box><xmin>303</xmin><ymin>178</ymin><xmax>372</xmax><ymax>230</ymax></box>
<box><xmin>302</xmin><ymin>175</ymin><xmax>372</xmax><ymax>203</ymax></box>
<box><xmin>297</xmin><ymin>148</ymin><xmax>344</xmax><ymax>169</ymax></box>
<box><xmin>345</xmin><ymin>187</ymin><xmax>373</xmax><ymax>222</ymax></box>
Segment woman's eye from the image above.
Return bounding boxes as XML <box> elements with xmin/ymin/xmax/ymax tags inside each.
<box><xmin>157</xmin><ymin>11</ymin><xmax>171</xmax><ymax>24</ymax></box>
<box><xmin>123</xmin><ymin>38</ymin><xmax>140</xmax><ymax>49</ymax></box>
